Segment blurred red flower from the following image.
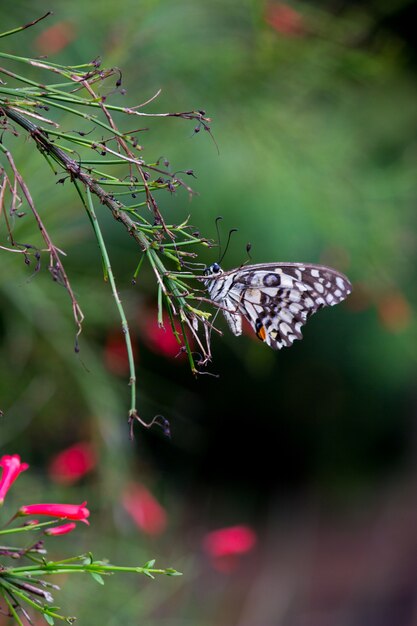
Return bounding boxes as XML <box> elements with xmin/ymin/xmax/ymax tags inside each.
<box><xmin>122</xmin><ymin>483</ymin><xmax>167</xmax><ymax>535</ymax></box>
<box><xmin>104</xmin><ymin>331</ymin><xmax>133</xmax><ymax>376</ymax></box>
<box><xmin>203</xmin><ymin>524</ymin><xmax>257</xmax><ymax>558</ymax></box>
<box><xmin>0</xmin><ymin>454</ymin><xmax>29</xmax><ymax>505</ymax></box>
<box><xmin>19</xmin><ymin>502</ymin><xmax>90</xmax><ymax>525</ymax></box>
<box><xmin>203</xmin><ymin>524</ymin><xmax>258</xmax><ymax>573</ymax></box>
<box><xmin>49</xmin><ymin>442</ymin><xmax>96</xmax><ymax>485</ymax></box>
<box><xmin>44</xmin><ymin>522</ymin><xmax>77</xmax><ymax>536</ymax></box>
<box><xmin>265</xmin><ymin>2</ymin><xmax>305</xmax><ymax>37</ymax></box>
<box><xmin>203</xmin><ymin>524</ymin><xmax>257</xmax><ymax>572</ymax></box>
<box><xmin>35</xmin><ymin>21</ymin><xmax>76</xmax><ymax>55</ymax></box>
<box><xmin>138</xmin><ymin>309</ymin><xmax>192</xmax><ymax>359</ymax></box>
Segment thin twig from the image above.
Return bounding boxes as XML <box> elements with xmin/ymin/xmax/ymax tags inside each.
<box><xmin>0</xmin><ymin>141</ymin><xmax>84</xmax><ymax>337</ymax></box>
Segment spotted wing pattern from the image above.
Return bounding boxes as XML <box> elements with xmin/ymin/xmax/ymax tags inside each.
<box><xmin>204</xmin><ymin>263</ymin><xmax>352</xmax><ymax>350</ymax></box>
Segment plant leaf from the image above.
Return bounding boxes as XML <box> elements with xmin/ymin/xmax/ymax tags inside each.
<box><xmin>90</xmin><ymin>572</ymin><xmax>105</xmax><ymax>585</ymax></box>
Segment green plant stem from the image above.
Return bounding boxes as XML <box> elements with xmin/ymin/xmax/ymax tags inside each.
<box><xmin>0</xmin><ymin>521</ymin><xmax>60</xmax><ymax>536</ymax></box>
<box><xmin>83</xmin><ymin>186</ymin><xmax>137</xmax><ymax>419</ymax></box>
<box><xmin>5</xmin><ymin>563</ymin><xmax>181</xmax><ymax>577</ymax></box>
<box><xmin>0</xmin><ymin>12</ymin><xmax>51</xmax><ymax>40</ymax></box>
<box><xmin>1</xmin><ymin>589</ymin><xmax>24</xmax><ymax>626</ymax></box>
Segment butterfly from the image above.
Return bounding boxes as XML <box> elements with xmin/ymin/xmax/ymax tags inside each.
<box><xmin>203</xmin><ymin>262</ymin><xmax>352</xmax><ymax>349</ymax></box>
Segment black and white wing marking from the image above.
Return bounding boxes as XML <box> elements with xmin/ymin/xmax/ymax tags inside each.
<box><xmin>204</xmin><ymin>262</ymin><xmax>352</xmax><ymax>350</ymax></box>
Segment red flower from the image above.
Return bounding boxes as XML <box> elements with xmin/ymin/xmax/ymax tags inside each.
<box><xmin>265</xmin><ymin>2</ymin><xmax>305</xmax><ymax>37</ymax></box>
<box><xmin>122</xmin><ymin>483</ymin><xmax>167</xmax><ymax>536</ymax></box>
<box><xmin>104</xmin><ymin>331</ymin><xmax>133</xmax><ymax>376</ymax></box>
<box><xmin>19</xmin><ymin>502</ymin><xmax>90</xmax><ymax>525</ymax></box>
<box><xmin>0</xmin><ymin>454</ymin><xmax>29</xmax><ymax>505</ymax></box>
<box><xmin>49</xmin><ymin>442</ymin><xmax>96</xmax><ymax>485</ymax></box>
<box><xmin>203</xmin><ymin>525</ymin><xmax>257</xmax><ymax>558</ymax></box>
<box><xmin>138</xmin><ymin>308</ymin><xmax>194</xmax><ymax>359</ymax></box>
<box><xmin>203</xmin><ymin>525</ymin><xmax>257</xmax><ymax>572</ymax></box>
<box><xmin>35</xmin><ymin>21</ymin><xmax>76</xmax><ymax>55</ymax></box>
<box><xmin>142</xmin><ymin>316</ymin><xmax>182</xmax><ymax>357</ymax></box>
<box><xmin>44</xmin><ymin>522</ymin><xmax>77</xmax><ymax>536</ymax></box>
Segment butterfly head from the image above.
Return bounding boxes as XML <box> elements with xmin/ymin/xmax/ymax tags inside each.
<box><xmin>203</xmin><ymin>262</ymin><xmax>224</xmax><ymax>278</ymax></box>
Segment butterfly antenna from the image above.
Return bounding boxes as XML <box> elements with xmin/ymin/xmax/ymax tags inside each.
<box><xmin>219</xmin><ymin>228</ymin><xmax>238</xmax><ymax>264</ymax></box>
<box><xmin>215</xmin><ymin>216</ymin><xmax>223</xmax><ymax>261</ymax></box>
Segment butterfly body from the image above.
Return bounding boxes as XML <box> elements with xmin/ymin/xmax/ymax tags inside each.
<box><xmin>203</xmin><ymin>262</ymin><xmax>352</xmax><ymax>350</ymax></box>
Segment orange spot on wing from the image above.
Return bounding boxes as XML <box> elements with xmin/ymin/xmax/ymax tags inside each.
<box><xmin>257</xmin><ymin>325</ymin><xmax>267</xmax><ymax>341</ymax></box>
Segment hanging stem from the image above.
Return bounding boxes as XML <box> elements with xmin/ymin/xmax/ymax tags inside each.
<box><xmin>82</xmin><ymin>187</ymin><xmax>138</xmax><ymax>423</ymax></box>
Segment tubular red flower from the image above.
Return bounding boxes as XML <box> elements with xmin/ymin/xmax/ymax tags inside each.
<box><xmin>0</xmin><ymin>454</ymin><xmax>29</xmax><ymax>505</ymax></box>
<box><xmin>19</xmin><ymin>502</ymin><xmax>90</xmax><ymax>525</ymax></box>
<box><xmin>44</xmin><ymin>522</ymin><xmax>77</xmax><ymax>536</ymax></box>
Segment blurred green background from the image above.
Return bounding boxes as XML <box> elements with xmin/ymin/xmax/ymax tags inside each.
<box><xmin>1</xmin><ymin>1</ymin><xmax>417</xmax><ymax>624</ymax></box>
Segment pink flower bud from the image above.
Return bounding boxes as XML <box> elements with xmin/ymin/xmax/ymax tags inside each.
<box><xmin>44</xmin><ymin>522</ymin><xmax>77</xmax><ymax>536</ymax></box>
<box><xmin>19</xmin><ymin>502</ymin><xmax>90</xmax><ymax>524</ymax></box>
<box><xmin>0</xmin><ymin>454</ymin><xmax>29</xmax><ymax>505</ymax></box>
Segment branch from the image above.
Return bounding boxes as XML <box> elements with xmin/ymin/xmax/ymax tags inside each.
<box><xmin>2</xmin><ymin>106</ymin><xmax>151</xmax><ymax>252</ymax></box>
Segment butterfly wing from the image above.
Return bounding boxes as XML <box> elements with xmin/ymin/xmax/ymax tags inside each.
<box><xmin>222</xmin><ymin>263</ymin><xmax>352</xmax><ymax>350</ymax></box>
